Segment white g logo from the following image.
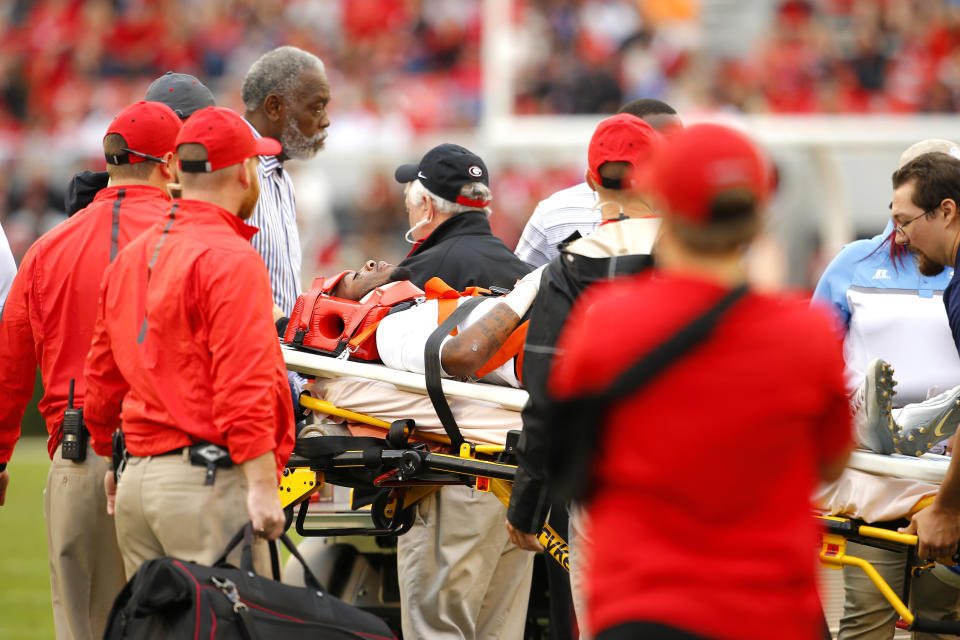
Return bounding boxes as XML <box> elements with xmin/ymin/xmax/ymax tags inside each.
<box><xmin>468</xmin><ymin>165</ymin><xmax>483</xmax><ymax>178</ymax></box>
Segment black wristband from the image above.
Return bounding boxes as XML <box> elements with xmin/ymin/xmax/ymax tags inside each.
<box><xmin>0</xmin><ymin>462</ymin><xmax>7</xmax><ymax>473</ymax></box>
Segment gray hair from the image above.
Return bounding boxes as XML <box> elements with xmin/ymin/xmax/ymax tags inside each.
<box><xmin>241</xmin><ymin>46</ymin><xmax>326</xmax><ymax>111</ymax></box>
<box><xmin>405</xmin><ymin>179</ymin><xmax>492</xmax><ymax>216</ymax></box>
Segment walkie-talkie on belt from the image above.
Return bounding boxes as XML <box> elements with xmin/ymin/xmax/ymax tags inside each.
<box><xmin>61</xmin><ymin>379</ymin><xmax>87</xmax><ymax>462</ymax></box>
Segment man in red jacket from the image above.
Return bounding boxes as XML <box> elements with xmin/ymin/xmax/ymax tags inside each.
<box><xmin>84</xmin><ymin>106</ymin><xmax>295</xmax><ymax>579</ymax></box>
<box><xmin>0</xmin><ymin>100</ymin><xmax>181</xmax><ymax>640</ymax></box>
<box><xmin>549</xmin><ymin>124</ymin><xmax>852</xmax><ymax>640</ymax></box>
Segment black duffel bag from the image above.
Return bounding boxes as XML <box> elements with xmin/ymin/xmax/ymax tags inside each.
<box><xmin>103</xmin><ymin>523</ymin><xmax>395</xmax><ymax>639</ymax></box>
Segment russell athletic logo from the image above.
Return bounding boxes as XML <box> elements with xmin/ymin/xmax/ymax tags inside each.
<box><xmin>468</xmin><ymin>165</ymin><xmax>483</xmax><ymax>178</ymax></box>
<box><xmin>873</xmin><ymin>269</ymin><xmax>890</xmax><ymax>280</ymax></box>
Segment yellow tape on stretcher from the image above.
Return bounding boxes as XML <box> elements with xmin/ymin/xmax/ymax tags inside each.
<box><xmin>489</xmin><ymin>478</ymin><xmax>570</xmax><ymax>572</ymax></box>
<box><xmin>299</xmin><ymin>395</ymin><xmax>503</xmax><ymax>455</ymax></box>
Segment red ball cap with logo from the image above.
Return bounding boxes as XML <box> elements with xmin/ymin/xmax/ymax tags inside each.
<box><xmin>175</xmin><ymin>106</ymin><xmax>281</xmax><ymax>173</ymax></box>
<box><xmin>587</xmin><ymin>113</ymin><xmax>664</xmax><ymax>190</ymax></box>
<box><xmin>104</xmin><ymin>100</ymin><xmax>182</xmax><ymax>165</ymax></box>
<box><xmin>643</xmin><ymin>123</ymin><xmax>771</xmax><ymax>225</ymax></box>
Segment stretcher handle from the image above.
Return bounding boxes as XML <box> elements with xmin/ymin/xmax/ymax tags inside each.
<box><xmin>908</xmin><ymin>617</ymin><xmax>960</xmax><ymax>635</ymax></box>
<box><xmin>488</xmin><ymin>478</ymin><xmax>570</xmax><ymax>572</ymax></box>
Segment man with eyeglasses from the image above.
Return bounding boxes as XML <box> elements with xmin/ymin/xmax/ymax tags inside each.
<box><xmin>814</xmin><ymin>140</ymin><xmax>960</xmax><ymax>639</ymax></box>
<box><xmin>883</xmin><ymin>150</ymin><xmax>960</xmax><ymax>566</ymax></box>
<box><xmin>0</xmin><ymin>100</ymin><xmax>181</xmax><ymax>640</ymax></box>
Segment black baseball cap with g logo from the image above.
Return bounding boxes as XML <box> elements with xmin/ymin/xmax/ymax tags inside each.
<box><xmin>395</xmin><ymin>143</ymin><xmax>491</xmax><ymax>207</ymax></box>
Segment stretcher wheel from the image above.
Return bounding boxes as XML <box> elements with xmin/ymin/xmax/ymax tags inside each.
<box><xmin>371</xmin><ymin>490</ymin><xmax>414</xmax><ymax>536</ymax></box>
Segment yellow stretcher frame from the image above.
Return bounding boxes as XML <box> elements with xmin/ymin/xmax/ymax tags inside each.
<box><xmin>817</xmin><ymin>514</ymin><xmax>960</xmax><ymax>635</ymax></box>
<box><xmin>283</xmin><ymin>398</ymin><xmax>960</xmax><ymax>631</ymax></box>
<box><xmin>280</xmin><ymin>397</ymin><xmax>570</xmax><ymax>571</ymax></box>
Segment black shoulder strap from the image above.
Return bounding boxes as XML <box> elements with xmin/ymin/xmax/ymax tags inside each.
<box><xmin>548</xmin><ymin>284</ymin><xmax>749</xmax><ymax>502</ymax></box>
<box><xmin>424</xmin><ymin>296</ymin><xmax>490</xmax><ymax>452</ymax></box>
<box><xmin>599</xmin><ymin>283</ymin><xmax>748</xmax><ymax>403</ymax></box>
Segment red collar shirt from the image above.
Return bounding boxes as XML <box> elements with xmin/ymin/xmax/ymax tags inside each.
<box><xmin>0</xmin><ymin>185</ymin><xmax>171</xmax><ymax>461</ymax></box>
<box><xmin>83</xmin><ymin>199</ymin><xmax>294</xmax><ymax>474</ymax></box>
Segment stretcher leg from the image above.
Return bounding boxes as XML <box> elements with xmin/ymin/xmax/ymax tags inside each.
<box><xmin>819</xmin><ymin>515</ymin><xmax>960</xmax><ymax>635</ymax></box>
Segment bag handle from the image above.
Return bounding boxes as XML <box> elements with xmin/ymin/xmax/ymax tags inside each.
<box><xmin>215</xmin><ymin>522</ymin><xmax>327</xmax><ymax>592</ymax></box>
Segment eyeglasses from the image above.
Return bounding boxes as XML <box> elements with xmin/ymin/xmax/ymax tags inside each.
<box><xmin>894</xmin><ymin>210</ymin><xmax>932</xmax><ymax>237</ymax></box>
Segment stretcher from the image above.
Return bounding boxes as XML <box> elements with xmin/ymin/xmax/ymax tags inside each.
<box><xmin>279</xmin><ymin>345</ymin><xmax>960</xmax><ymax>634</ymax></box>
<box><xmin>817</xmin><ymin>451</ymin><xmax>960</xmax><ymax>635</ymax></box>
<box><xmin>280</xmin><ymin>345</ymin><xmax>569</xmax><ymax>570</ymax></box>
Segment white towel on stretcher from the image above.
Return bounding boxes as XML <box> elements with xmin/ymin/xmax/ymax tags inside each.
<box><xmin>313</xmin><ymin>377</ymin><xmax>520</xmax><ymax>447</ymax></box>
<box><xmin>816</xmin><ymin>468</ymin><xmax>939</xmax><ymax>523</ymax></box>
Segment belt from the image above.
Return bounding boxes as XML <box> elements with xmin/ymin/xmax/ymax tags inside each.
<box><xmin>155</xmin><ymin>447</ymin><xmax>186</xmax><ymax>456</ymax></box>
<box><xmin>154</xmin><ymin>443</ymin><xmax>233</xmax><ymax>485</ymax></box>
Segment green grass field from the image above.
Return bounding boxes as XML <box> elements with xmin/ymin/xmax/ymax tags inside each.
<box><xmin>0</xmin><ymin>436</ymin><xmax>305</xmax><ymax>640</ymax></box>
<box><xmin>0</xmin><ymin>437</ymin><xmax>54</xmax><ymax>639</ymax></box>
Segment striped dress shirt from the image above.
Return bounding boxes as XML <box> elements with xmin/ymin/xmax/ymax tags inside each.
<box><xmin>245</xmin><ymin>121</ymin><xmax>302</xmax><ymax>315</ymax></box>
<box><xmin>514</xmin><ymin>181</ymin><xmax>599</xmax><ymax>267</ymax></box>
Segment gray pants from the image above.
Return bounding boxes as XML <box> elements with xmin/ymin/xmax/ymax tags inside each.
<box><xmin>839</xmin><ymin>541</ymin><xmax>960</xmax><ymax>639</ymax></box>
<box><xmin>397</xmin><ymin>484</ymin><xmax>534</xmax><ymax>639</ymax></box>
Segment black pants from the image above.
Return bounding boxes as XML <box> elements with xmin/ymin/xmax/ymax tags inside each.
<box><xmin>596</xmin><ymin>622</ymin><xmax>711</xmax><ymax>640</ymax></box>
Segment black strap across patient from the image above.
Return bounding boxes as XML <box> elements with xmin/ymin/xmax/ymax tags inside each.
<box><xmin>424</xmin><ymin>296</ymin><xmax>489</xmax><ymax>452</ymax></box>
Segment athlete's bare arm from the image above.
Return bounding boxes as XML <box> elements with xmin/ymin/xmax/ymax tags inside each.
<box><xmin>439</xmin><ymin>266</ymin><xmax>545</xmax><ymax>377</ymax></box>
<box><xmin>441</xmin><ymin>303</ymin><xmax>521</xmax><ymax>377</ymax></box>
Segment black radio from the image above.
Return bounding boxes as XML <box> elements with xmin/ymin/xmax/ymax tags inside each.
<box><xmin>60</xmin><ymin>379</ymin><xmax>87</xmax><ymax>462</ymax></box>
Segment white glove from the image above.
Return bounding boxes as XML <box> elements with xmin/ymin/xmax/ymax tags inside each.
<box><xmin>502</xmin><ymin>265</ymin><xmax>546</xmax><ymax>318</ymax></box>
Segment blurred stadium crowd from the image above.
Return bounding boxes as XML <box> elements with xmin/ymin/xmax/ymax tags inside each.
<box><xmin>2</xmin><ymin>0</ymin><xmax>960</xmax><ymax>276</ymax></box>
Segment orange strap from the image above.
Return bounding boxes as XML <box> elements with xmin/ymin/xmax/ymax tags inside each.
<box><xmin>437</xmin><ymin>298</ymin><xmax>460</xmax><ymax>336</ymax></box>
<box><xmin>426</xmin><ymin>277</ymin><xmax>491</xmax><ymax>338</ymax></box>
<box><xmin>474</xmin><ymin>320</ymin><xmax>529</xmax><ymax>380</ymax></box>
<box><xmin>348</xmin><ymin>319</ymin><xmax>381</xmax><ymax>350</ymax></box>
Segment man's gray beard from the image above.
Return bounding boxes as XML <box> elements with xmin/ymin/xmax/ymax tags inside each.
<box><xmin>280</xmin><ymin>112</ymin><xmax>325</xmax><ymax>160</ymax></box>
<box><xmin>914</xmin><ymin>250</ymin><xmax>946</xmax><ymax>277</ymax></box>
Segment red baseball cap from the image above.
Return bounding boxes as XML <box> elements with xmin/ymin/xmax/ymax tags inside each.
<box><xmin>587</xmin><ymin>114</ymin><xmax>664</xmax><ymax>190</ymax></box>
<box><xmin>642</xmin><ymin>123</ymin><xmax>771</xmax><ymax>225</ymax></box>
<box><xmin>175</xmin><ymin>106</ymin><xmax>281</xmax><ymax>173</ymax></box>
<box><xmin>104</xmin><ymin>100</ymin><xmax>182</xmax><ymax>165</ymax></box>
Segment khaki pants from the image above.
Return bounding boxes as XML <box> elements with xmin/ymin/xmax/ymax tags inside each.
<box><xmin>114</xmin><ymin>450</ymin><xmax>268</xmax><ymax>579</ymax></box>
<box><xmin>43</xmin><ymin>442</ymin><xmax>125</xmax><ymax>640</ymax></box>
<box><xmin>568</xmin><ymin>505</ymin><xmax>592</xmax><ymax>640</ymax></box>
<box><xmin>397</xmin><ymin>484</ymin><xmax>535</xmax><ymax>639</ymax></box>
<box><xmin>839</xmin><ymin>542</ymin><xmax>960</xmax><ymax>639</ymax></box>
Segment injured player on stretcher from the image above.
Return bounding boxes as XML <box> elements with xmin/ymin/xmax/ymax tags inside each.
<box><xmin>288</xmin><ymin>259</ymin><xmax>544</xmax><ymax>388</ymax></box>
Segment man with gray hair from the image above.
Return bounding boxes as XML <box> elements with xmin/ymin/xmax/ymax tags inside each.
<box><xmin>242</xmin><ymin>45</ymin><xmax>331</xmax><ymax>316</ymax></box>
<box><xmin>392</xmin><ymin>143</ymin><xmax>533</xmax><ymax>640</ymax></box>
<box><xmin>396</xmin><ymin>143</ymin><xmax>530</xmax><ymax>291</ymax></box>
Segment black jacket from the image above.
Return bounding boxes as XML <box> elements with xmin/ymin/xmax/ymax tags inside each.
<box><xmin>399</xmin><ymin>210</ymin><xmax>531</xmax><ymax>290</ymax></box>
<box><xmin>507</xmin><ymin>246</ymin><xmax>653</xmax><ymax>533</ymax></box>
<box><xmin>65</xmin><ymin>170</ymin><xmax>109</xmax><ymax>216</ymax></box>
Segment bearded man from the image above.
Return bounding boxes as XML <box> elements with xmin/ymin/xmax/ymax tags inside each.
<box><xmin>886</xmin><ymin>151</ymin><xmax>960</xmax><ymax>562</ymax></box>
<box><xmin>242</xmin><ymin>45</ymin><xmax>331</xmax><ymax>316</ymax></box>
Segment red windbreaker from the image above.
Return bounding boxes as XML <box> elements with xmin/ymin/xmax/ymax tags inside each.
<box><xmin>0</xmin><ymin>185</ymin><xmax>171</xmax><ymax>462</ymax></box>
<box><xmin>83</xmin><ymin>199</ymin><xmax>294</xmax><ymax>475</ymax></box>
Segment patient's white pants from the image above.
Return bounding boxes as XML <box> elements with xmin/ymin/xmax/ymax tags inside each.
<box><xmin>397</xmin><ymin>484</ymin><xmax>534</xmax><ymax>639</ymax></box>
